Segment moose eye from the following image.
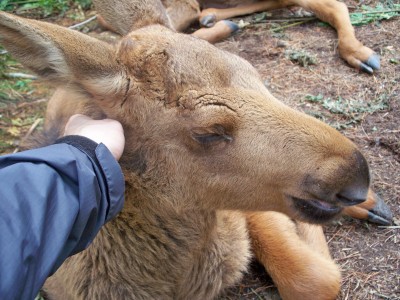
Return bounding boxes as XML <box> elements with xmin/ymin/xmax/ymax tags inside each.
<box><xmin>191</xmin><ymin>125</ymin><xmax>232</xmax><ymax>145</ymax></box>
<box><xmin>193</xmin><ymin>133</ymin><xmax>231</xmax><ymax>144</ymax></box>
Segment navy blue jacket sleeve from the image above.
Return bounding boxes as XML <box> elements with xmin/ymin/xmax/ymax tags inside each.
<box><xmin>0</xmin><ymin>136</ymin><xmax>125</xmax><ymax>299</ymax></box>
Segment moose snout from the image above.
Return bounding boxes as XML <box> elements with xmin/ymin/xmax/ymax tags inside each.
<box><xmin>302</xmin><ymin>149</ymin><xmax>370</xmax><ymax>206</ymax></box>
<box><xmin>293</xmin><ymin>149</ymin><xmax>371</xmax><ymax>223</ymax></box>
<box><xmin>335</xmin><ymin>150</ymin><xmax>370</xmax><ymax>206</ymax></box>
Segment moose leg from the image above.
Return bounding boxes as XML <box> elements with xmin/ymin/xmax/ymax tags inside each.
<box><xmin>199</xmin><ymin>0</ymin><xmax>288</xmax><ymax>27</ymax></box>
<box><xmin>342</xmin><ymin>189</ymin><xmax>393</xmax><ymax>225</ymax></box>
<box><xmin>162</xmin><ymin>0</ymin><xmax>201</xmax><ymax>31</ymax></box>
<box><xmin>192</xmin><ymin>20</ymin><xmax>239</xmax><ymax>43</ymax></box>
<box><xmin>246</xmin><ymin>211</ymin><xmax>341</xmax><ymax>300</ymax></box>
<box><xmin>283</xmin><ymin>0</ymin><xmax>379</xmax><ymax>73</ymax></box>
<box><xmin>199</xmin><ymin>0</ymin><xmax>379</xmax><ymax>73</ymax></box>
<box><xmin>194</xmin><ymin>1</ymin><xmax>284</xmax><ymax>43</ymax></box>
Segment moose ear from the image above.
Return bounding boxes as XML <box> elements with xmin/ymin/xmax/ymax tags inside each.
<box><xmin>0</xmin><ymin>11</ymin><xmax>125</xmax><ymax>97</ymax></box>
<box><xmin>93</xmin><ymin>0</ymin><xmax>174</xmax><ymax>35</ymax></box>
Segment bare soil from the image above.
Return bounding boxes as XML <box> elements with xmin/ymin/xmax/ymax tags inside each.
<box><xmin>0</xmin><ymin>1</ymin><xmax>399</xmax><ymax>299</ymax></box>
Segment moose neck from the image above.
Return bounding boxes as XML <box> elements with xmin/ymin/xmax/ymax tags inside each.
<box><xmin>121</xmin><ymin>172</ymin><xmax>219</xmax><ymax>236</ymax></box>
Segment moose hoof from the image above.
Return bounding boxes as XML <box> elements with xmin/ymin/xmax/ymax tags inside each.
<box><xmin>367</xmin><ymin>211</ymin><xmax>391</xmax><ymax>225</ymax></box>
<box><xmin>222</xmin><ymin>20</ymin><xmax>239</xmax><ymax>34</ymax></box>
<box><xmin>360</xmin><ymin>54</ymin><xmax>380</xmax><ymax>74</ymax></box>
<box><xmin>367</xmin><ymin>193</ymin><xmax>393</xmax><ymax>225</ymax></box>
<box><xmin>200</xmin><ymin>14</ymin><xmax>217</xmax><ymax>27</ymax></box>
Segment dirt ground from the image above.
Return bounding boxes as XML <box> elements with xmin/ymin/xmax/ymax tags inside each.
<box><xmin>0</xmin><ymin>0</ymin><xmax>399</xmax><ymax>299</ymax></box>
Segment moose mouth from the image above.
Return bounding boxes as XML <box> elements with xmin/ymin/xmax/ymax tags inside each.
<box><xmin>290</xmin><ymin>196</ymin><xmax>343</xmax><ymax>224</ymax></box>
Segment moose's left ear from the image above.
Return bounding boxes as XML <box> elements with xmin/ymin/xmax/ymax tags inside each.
<box><xmin>0</xmin><ymin>11</ymin><xmax>126</xmax><ymax>98</ymax></box>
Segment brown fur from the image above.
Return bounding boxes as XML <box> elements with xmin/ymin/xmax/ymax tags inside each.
<box><xmin>247</xmin><ymin>212</ymin><xmax>341</xmax><ymax>300</ymax></box>
<box><xmin>0</xmin><ymin>3</ymin><xmax>378</xmax><ymax>299</ymax></box>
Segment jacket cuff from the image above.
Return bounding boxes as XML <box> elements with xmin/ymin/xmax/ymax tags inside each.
<box><xmin>55</xmin><ymin>135</ymin><xmax>125</xmax><ymax>222</ymax></box>
<box><xmin>55</xmin><ymin>135</ymin><xmax>98</xmax><ymax>163</ymax></box>
<box><xmin>95</xmin><ymin>144</ymin><xmax>125</xmax><ymax>221</ymax></box>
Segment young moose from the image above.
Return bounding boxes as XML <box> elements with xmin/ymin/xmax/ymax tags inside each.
<box><xmin>0</xmin><ymin>1</ymin><xmax>390</xmax><ymax>299</ymax></box>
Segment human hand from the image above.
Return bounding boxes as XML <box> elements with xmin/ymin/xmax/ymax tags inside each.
<box><xmin>64</xmin><ymin>114</ymin><xmax>125</xmax><ymax>161</ymax></box>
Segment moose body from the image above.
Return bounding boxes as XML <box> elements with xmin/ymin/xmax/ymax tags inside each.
<box><xmin>0</xmin><ymin>1</ymin><xmax>391</xmax><ymax>299</ymax></box>
<box><xmin>96</xmin><ymin>0</ymin><xmax>380</xmax><ymax>73</ymax></box>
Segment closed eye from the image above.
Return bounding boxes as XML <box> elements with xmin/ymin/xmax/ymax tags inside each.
<box><xmin>191</xmin><ymin>124</ymin><xmax>233</xmax><ymax>146</ymax></box>
<box><xmin>193</xmin><ymin>133</ymin><xmax>232</xmax><ymax>144</ymax></box>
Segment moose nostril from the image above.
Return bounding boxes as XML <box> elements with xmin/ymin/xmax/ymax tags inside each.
<box><xmin>336</xmin><ymin>150</ymin><xmax>370</xmax><ymax>206</ymax></box>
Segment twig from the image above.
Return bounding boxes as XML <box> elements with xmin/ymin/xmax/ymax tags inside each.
<box><xmin>68</xmin><ymin>15</ymin><xmax>97</xmax><ymax>30</ymax></box>
<box><xmin>253</xmin><ymin>16</ymin><xmax>317</xmax><ymax>23</ymax></box>
<box><xmin>4</xmin><ymin>72</ymin><xmax>37</xmax><ymax>80</ymax></box>
<box><xmin>370</xmin><ymin>291</ymin><xmax>393</xmax><ymax>299</ymax></box>
<box><xmin>4</xmin><ymin>0</ymin><xmax>39</xmax><ymax>4</ymax></box>
<box><xmin>378</xmin><ymin>226</ymin><xmax>400</xmax><ymax>229</ymax></box>
<box><xmin>16</xmin><ymin>98</ymin><xmax>47</xmax><ymax>109</ymax></box>
<box><xmin>248</xmin><ymin>288</ymin><xmax>264</xmax><ymax>300</ymax></box>
<box><xmin>336</xmin><ymin>252</ymin><xmax>360</xmax><ymax>262</ymax></box>
<box><xmin>13</xmin><ymin>118</ymin><xmax>42</xmax><ymax>153</ymax></box>
<box><xmin>270</xmin><ymin>20</ymin><xmax>314</xmax><ymax>32</ymax></box>
<box><xmin>350</xmin><ymin>9</ymin><xmax>400</xmax><ymax>16</ymax></box>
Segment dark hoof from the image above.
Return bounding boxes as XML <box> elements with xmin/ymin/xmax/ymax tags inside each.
<box><xmin>367</xmin><ymin>211</ymin><xmax>391</xmax><ymax>225</ymax></box>
<box><xmin>360</xmin><ymin>62</ymin><xmax>373</xmax><ymax>74</ymax></box>
<box><xmin>360</xmin><ymin>53</ymin><xmax>380</xmax><ymax>74</ymax></box>
<box><xmin>222</xmin><ymin>20</ymin><xmax>239</xmax><ymax>33</ymax></box>
<box><xmin>368</xmin><ymin>193</ymin><xmax>393</xmax><ymax>225</ymax></box>
<box><xmin>365</xmin><ymin>54</ymin><xmax>381</xmax><ymax>70</ymax></box>
<box><xmin>200</xmin><ymin>14</ymin><xmax>216</xmax><ymax>28</ymax></box>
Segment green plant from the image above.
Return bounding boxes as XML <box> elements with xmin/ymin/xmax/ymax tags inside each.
<box><xmin>315</xmin><ymin>3</ymin><xmax>400</xmax><ymax>27</ymax></box>
<box><xmin>304</xmin><ymin>94</ymin><xmax>390</xmax><ymax>129</ymax></box>
<box><xmin>285</xmin><ymin>49</ymin><xmax>318</xmax><ymax>67</ymax></box>
<box><xmin>350</xmin><ymin>4</ymin><xmax>400</xmax><ymax>26</ymax></box>
<box><xmin>0</xmin><ymin>46</ymin><xmax>34</xmax><ymax>105</ymax></box>
<box><xmin>305</xmin><ymin>94</ymin><xmax>389</xmax><ymax>116</ymax></box>
<box><xmin>0</xmin><ymin>0</ymin><xmax>92</xmax><ymax>17</ymax></box>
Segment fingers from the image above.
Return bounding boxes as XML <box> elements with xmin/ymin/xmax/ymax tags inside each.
<box><xmin>64</xmin><ymin>114</ymin><xmax>125</xmax><ymax>161</ymax></box>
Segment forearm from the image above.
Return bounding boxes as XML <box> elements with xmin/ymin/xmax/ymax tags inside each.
<box><xmin>0</xmin><ymin>138</ymin><xmax>124</xmax><ymax>299</ymax></box>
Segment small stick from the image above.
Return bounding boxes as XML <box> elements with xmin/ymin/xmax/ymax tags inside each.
<box><xmin>336</xmin><ymin>252</ymin><xmax>360</xmax><ymax>262</ymax></box>
<box><xmin>4</xmin><ymin>72</ymin><xmax>37</xmax><ymax>80</ymax></box>
<box><xmin>350</xmin><ymin>9</ymin><xmax>400</xmax><ymax>16</ymax></box>
<box><xmin>378</xmin><ymin>226</ymin><xmax>400</xmax><ymax>229</ymax></box>
<box><xmin>68</xmin><ymin>15</ymin><xmax>97</xmax><ymax>30</ymax></box>
<box><xmin>252</xmin><ymin>17</ymin><xmax>317</xmax><ymax>23</ymax></box>
<box><xmin>13</xmin><ymin>118</ymin><xmax>42</xmax><ymax>153</ymax></box>
<box><xmin>270</xmin><ymin>20</ymin><xmax>314</xmax><ymax>32</ymax></box>
<box><xmin>17</xmin><ymin>98</ymin><xmax>47</xmax><ymax>109</ymax></box>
